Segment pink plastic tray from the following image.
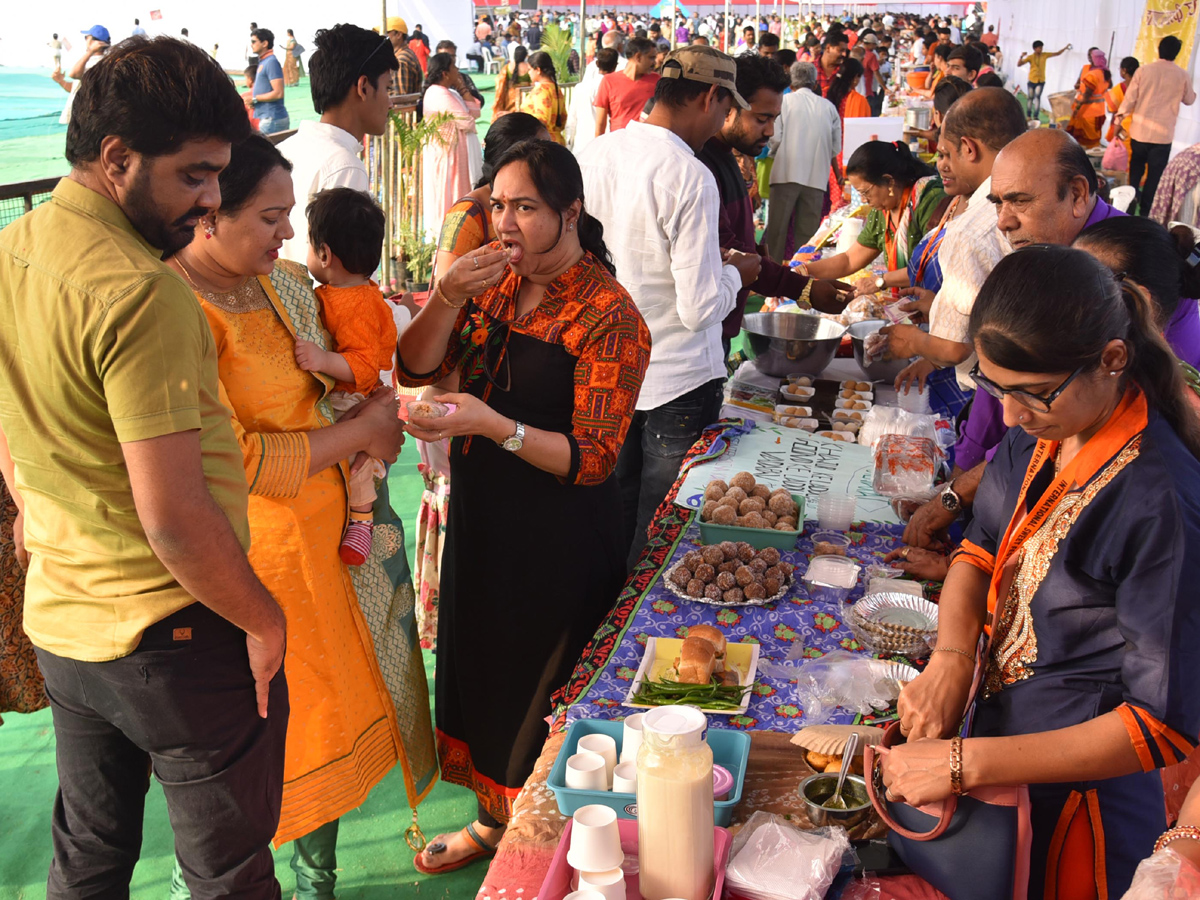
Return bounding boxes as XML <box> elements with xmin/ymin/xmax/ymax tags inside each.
<box><xmin>538</xmin><ymin>816</ymin><xmax>731</xmax><ymax>900</ymax></box>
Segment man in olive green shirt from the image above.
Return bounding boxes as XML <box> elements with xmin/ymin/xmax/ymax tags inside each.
<box><xmin>0</xmin><ymin>37</ymin><xmax>288</xmax><ymax>899</ymax></box>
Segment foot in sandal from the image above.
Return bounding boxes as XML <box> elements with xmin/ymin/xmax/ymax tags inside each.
<box><xmin>414</xmin><ymin>821</ymin><xmax>505</xmax><ymax>874</ymax></box>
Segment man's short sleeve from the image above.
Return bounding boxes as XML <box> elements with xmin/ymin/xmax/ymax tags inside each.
<box><xmin>595</xmin><ymin>75</ymin><xmax>611</xmax><ymax>110</ymax></box>
<box><xmin>96</xmin><ymin>276</ymin><xmax>209</xmax><ymax>443</ymax></box>
<box><xmin>264</xmin><ymin>54</ymin><xmax>283</xmax><ymax>80</ymax></box>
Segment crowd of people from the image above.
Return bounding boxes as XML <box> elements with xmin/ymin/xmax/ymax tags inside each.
<box><xmin>3</xmin><ymin>7</ymin><xmax>1200</xmax><ymax>900</ymax></box>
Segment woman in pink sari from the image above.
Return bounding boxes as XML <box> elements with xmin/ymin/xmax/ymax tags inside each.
<box><xmin>421</xmin><ymin>52</ymin><xmax>481</xmax><ymax>239</ymax></box>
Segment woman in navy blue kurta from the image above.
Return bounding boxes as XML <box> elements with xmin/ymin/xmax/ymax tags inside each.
<box><xmin>881</xmin><ymin>246</ymin><xmax>1200</xmax><ymax>899</ymax></box>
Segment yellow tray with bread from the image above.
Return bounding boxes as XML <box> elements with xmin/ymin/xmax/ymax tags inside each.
<box><xmin>623</xmin><ymin>627</ymin><xmax>760</xmax><ymax>716</ymax></box>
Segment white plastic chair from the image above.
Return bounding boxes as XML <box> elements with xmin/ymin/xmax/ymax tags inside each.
<box><xmin>1109</xmin><ymin>184</ymin><xmax>1137</xmax><ymax>213</ymax></box>
<box><xmin>482</xmin><ymin>46</ymin><xmax>502</xmax><ymax>75</ymax></box>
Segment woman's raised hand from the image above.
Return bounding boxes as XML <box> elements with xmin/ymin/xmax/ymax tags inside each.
<box><xmin>438</xmin><ymin>245</ymin><xmax>512</xmax><ymax>306</ymax></box>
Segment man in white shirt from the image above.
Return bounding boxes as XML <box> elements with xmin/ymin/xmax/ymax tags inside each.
<box><xmin>278</xmin><ymin>24</ymin><xmax>398</xmax><ymax>265</ymax></box>
<box><xmin>879</xmin><ymin>88</ymin><xmax>1028</xmax><ymax>390</ymax></box>
<box><xmin>566</xmin><ymin>35</ymin><xmax>622</xmax><ymax>153</ymax></box>
<box><xmin>579</xmin><ymin>45</ymin><xmax>761</xmax><ymax>568</ymax></box>
<box><xmin>764</xmin><ymin>61</ymin><xmax>840</xmax><ymax>261</ymax></box>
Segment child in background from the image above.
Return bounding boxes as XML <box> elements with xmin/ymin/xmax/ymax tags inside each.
<box><xmin>243</xmin><ymin>65</ymin><xmax>260</xmax><ymax>128</ymax></box>
<box><xmin>294</xmin><ymin>188</ymin><xmax>398</xmax><ymax>565</ymax></box>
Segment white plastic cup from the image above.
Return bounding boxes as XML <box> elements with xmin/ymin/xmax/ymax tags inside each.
<box><xmin>611</xmin><ymin>761</ymin><xmax>637</xmax><ymax>794</ymax></box>
<box><xmin>566</xmin><ymin>805</ymin><xmax>624</xmax><ymax>873</ymax></box>
<box><xmin>897</xmin><ymin>383</ymin><xmax>932</xmax><ymax>413</ymax></box>
<box><xmin>563</xmin><ymin>892</ymin><xmax>607</xmax><ymax>900</ymax></box>
<box><xmin>619</xmin><ymin>714</ymin><xmax>645</xmax><ymax>764</ymax></box>
<box><xmin>817</xmin><ymin>493</ymin><xmax>857</xmax><ymax>531</ymax></box>
<box><xmin>565</xmin><ymin>753</ymin><xmax>608</xmax><ymax>792</ymax></box>
<box><xmin>577</xmin><ymin>733</ymin><xmax>618</xmax><ymax>789</ymax></box>
<box><xmin>578</xmin><ymin>867</ymin><xmax>627</xmax><ymax>900</ymax></box>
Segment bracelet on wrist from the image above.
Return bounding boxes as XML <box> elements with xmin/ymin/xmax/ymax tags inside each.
<box><xmin>433</xmin><ymin>285</ymin><xmax>467</xmax><ymax>309</ymax></box>
<box><xmin>1153</xmin><ymin>824</ymin><xmax>1200</xmax><ymax>855</ymax></box>
<box><xmin>949</xmin><ymin>735</ymin><xmax>964</xmax><ymax>796</ymax></box>
<box><xmin>932</xmin><ymin>645</ymin><xmax>976</xmax><ymax>664</ymax></box>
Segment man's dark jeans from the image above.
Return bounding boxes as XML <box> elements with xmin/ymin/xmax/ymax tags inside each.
<box><xmin>616</xmin><ymin>377</ymin><xmax>725</xmax><ymax>570</ymax></box>
<box><xmin>36</xmin><ymin>602</ymin><xmax>288</xmax><ymax>900</ymax></box>
<box><xmin>1130</xmin><ymin>138</ymin><xmax>1172</xmax><ymax>216</ymax></box>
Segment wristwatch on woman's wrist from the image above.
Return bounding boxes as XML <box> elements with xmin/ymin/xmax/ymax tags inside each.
<box><xmin>501</xmin><ymin>421</ymin><xmax>525</xmax><ymax>452</ymax></box>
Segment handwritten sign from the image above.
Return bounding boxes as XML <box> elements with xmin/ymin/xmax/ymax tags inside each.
<box><xmin>676</xmin><ymin>425</ymin><xmax>900</xmax><ymax>524</ymax></box>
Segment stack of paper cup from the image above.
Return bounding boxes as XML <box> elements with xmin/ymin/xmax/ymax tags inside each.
<box><xmin>578</xmin><ymin>867</ymin><xmax>626</xmax><ymax>900</ymax></box>
<box><xmin>567</xmin><ymin>806</ymin><xmax>625</xmax><ymax>899</ymax></box>
<box><xmin>577</xmin><ymin>734</ymin><xmax>618</xmax><ymax>790</ymax></box>
<box><xmin>565</xmin><ymin>753</ymin><xmax>607</xmax><ymax>791</ymax></box>
<box><xmin>619</xmin><ymin>714</ymin><xmax>645</xmax><ymax>764</ymax></box>
<box><xmin>897</xmin><ymin>384</ymin><xmax>932</xmax><ymax>414</ymax></box>
<box><xmin>817</xmin><ymin>493</ymin><xmax>857</xmax><ymax>531</ymax></box>
<box><xmin>611</xmin><ymin>761</ymin><xmax>637</xmax><ymax>794</ymax></box>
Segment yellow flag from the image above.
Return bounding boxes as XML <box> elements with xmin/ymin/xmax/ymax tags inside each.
<box><xmin>1134</xmin><ymin>0</ymin><xmax>1199</xmax><ymax>69</ymax></box>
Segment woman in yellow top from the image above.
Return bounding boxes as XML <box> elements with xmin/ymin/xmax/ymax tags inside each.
<box><xmin>491</xmin><ymin>44</ymin><xmax>531</xmax><ymax>121</ymax></box>
<box><xmin>522</xmin><ymin>51</ymin><xmax>567</xmax><ymax>144</ymax></box>
<box><xmin>165</xmin><ymin>135</ymin><xmax>437</xmax><ymax>900</ymax></box>
<box><xmin>1106</xmin><ymin>56</ymin><xmax>1139</xmax><ymax>168</ymax></box>
<box><xmin>1067</xmin><ymin>47</ymin><xmax>1111</xmax><ymax>148</ymax></box>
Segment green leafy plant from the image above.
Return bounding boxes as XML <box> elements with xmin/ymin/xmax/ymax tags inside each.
<box><xmin>398</xmin><ymin>228</ymin><xmax>437</xmax><ymax>285</ymax></box>
<box><xmin>540</xmin><ymin>23</ymin><xmax>578</xmax><ymax>86</ymax></box>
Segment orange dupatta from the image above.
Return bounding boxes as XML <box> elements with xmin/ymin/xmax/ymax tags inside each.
<box><xmin>956</xmin><ymin>388</ymin><xmax>1148</xmax><ymax>629</ymax></box>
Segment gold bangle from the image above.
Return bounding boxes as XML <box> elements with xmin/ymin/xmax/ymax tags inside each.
<box><xmin>432</xmin><ymin>285</ymin><xmax>467</xmax><ymax>310</ymax></box>
<box><xmin>949</xmin><ymin>735</ymin><xmax>964</xmax><ymax>796</ymax></box>
<box><xmin>933</xmin><ymin>646</ymin><xmax>976</xmax><ymax>663</ymax></box>
<box><xmin>798</xmin><ymin>280</ymin><xmax>814</xmax><ymax>308</ymax></box>
<box><xmin>1153</xmin><ymin>824</ymin><xmax>1200</xmax><ymax>855</ymax></box>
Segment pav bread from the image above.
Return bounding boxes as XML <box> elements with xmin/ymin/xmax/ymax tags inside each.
<box><xmin>674</xmin><ymin>636</ymin><xmax>717</xmax><ymax>684</ymax></box>
<box><xmin>688</xmin><ymin>624</ymin><xmax>727</xmax><ymax>672</ymax></box>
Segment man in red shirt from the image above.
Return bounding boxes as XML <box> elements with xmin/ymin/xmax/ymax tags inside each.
<box><xmin>594</xmin><ymin>37</ymin><xmax>660</xmax><ymax>135</ymax></box>
<box><xmin>860</xmin><ymin>32</ymin><xmax>882</xmax><ymax>113</ymax></box>
<box><xmin>980</xmin><ymin>25</ymin><xmax>999</xmax><ymax>49</ymax></box>
<box><xmin>817</xmin><ymin>32</ymin><xmax>849</xmax><ymax>96</ymax></box>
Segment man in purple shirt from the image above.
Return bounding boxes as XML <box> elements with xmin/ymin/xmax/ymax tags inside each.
<box><xmin>696</xmin><ymin>55</ymin><xmax>847</xmax><ymax>356</ymax></box>
<box><xmin>903</xmin><ymin>129</ymin><xmax>1151</xmax><ymax>549</ymax></box>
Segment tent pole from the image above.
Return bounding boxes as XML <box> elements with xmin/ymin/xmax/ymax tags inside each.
<box><xmin>724</xmin><ymin>0</ymin><xmax>730</xmax><ymax>53</ymax></box>
<box><xmin>755</xmin><ymin>0</ymin><xmax>761</xmax><ymax>42</ymax></box>
<box><xmin>579</xmin><ymin>0</ymin><xmax>586</xmax><ymax>68</ymax></box>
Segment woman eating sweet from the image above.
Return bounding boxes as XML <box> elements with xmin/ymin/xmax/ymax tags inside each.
<box><xmin>881</xmin><ymin>245</ymin><xmax>1200</xmax><ymax>899</ymax></box>
<box><xmin>398</xmin><ymin>140</ymin><xmax>650</xmax><ymax>873</ymax></box>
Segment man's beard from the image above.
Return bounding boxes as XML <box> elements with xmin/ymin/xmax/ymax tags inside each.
<box><xmin>123</xmin><ymin>167</ymin><xmax>209</xmax><ymax>257</ymax></box>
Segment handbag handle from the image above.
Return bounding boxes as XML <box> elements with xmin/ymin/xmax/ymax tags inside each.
<box><xmin>864</xmin><ymin>721</ymin><xmax>958</xmax><ymax>840</ymax></box>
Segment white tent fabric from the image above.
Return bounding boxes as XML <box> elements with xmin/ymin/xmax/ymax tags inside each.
<box><xmin>986</xmin><ymin>0</ymin><xmax>1200</xmax><ymax>153</ymax></box>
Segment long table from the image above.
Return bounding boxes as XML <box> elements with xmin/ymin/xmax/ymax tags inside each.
<box><xmin>477</xmin><ymin>380</ymin><xmax>960</xmax><ymax>900</ymax></box>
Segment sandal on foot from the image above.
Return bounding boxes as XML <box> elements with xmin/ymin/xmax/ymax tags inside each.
<box><xmin>412</xmin><ymin>821</ymin><xmax>498</xmax><ymax>875</ymax></box>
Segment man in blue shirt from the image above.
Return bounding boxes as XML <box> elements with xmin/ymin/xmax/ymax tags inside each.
<box><xmin>245</xmin><ymin>28</ymin><xmax>289</xmax><ymax>134</ymax></box>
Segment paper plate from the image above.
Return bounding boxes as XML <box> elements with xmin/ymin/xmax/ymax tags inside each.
<box><xmin>854</xmin><ymin>592</ymin><xmax>940</xmax><ymax>633</ymax></box>
<box><xmin>662</xmin><ymin>563</ymin><xmax>792</xmax><ymax>608</ymax></box>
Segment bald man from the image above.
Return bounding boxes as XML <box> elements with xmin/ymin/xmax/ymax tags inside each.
<box><xmin>989</xmin><ymin>128</ymin><xmax>1120</xmax><ymax>250</ymax></box>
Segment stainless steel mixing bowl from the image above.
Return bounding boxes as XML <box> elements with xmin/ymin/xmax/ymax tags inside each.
<box><xmin>849</xmin><ymin>319</ymin><xmax>913</xmax><ymax>383</ymax></box>
<box><xmin>741</xmin><ymin>313</ymin><xmax>847</xmax><ymax>377</ymax></box>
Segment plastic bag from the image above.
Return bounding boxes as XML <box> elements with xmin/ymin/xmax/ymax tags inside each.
<box><xmin>724</xmin><ymin>812</ymin><xmax>852</xmax><ymax>900</ymax></box>
<box><xmin>873</xmin><ymin>434</ymin><xmax>941</xmax><ymax>498</ymax></box>
<box><xmin>857</xmin><ymin>406</ymin><xmax>940</xmax><ymax>451</ymax></box>
<box><xmin>792</xmin><ymin>650</ymin><xmax>903</xmax><ymax>725</ymax></box>
<box><xmin>1119</xmin><ymin>847</ymin><xmax>1200</xmax><ymax>899</ymax></box>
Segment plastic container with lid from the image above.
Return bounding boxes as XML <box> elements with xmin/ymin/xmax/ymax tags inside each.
<box><xmin>637</xmin><ymin>706</ymin><xmax>715</xmax><ymax>900</ymax></box>
<box><xmin>803</xmin><ymin>555</ymin><xmax>861</xmax><ymax>605</ymax></box>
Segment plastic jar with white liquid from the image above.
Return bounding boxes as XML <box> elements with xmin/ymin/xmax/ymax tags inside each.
<box><xmin>636</xmin><ymin>706</ymin><xmax>714</xmax><ymax>900</ymax></box>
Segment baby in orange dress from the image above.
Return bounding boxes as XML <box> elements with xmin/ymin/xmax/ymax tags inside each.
<box><xmin>294</xmin><ymin>188</ymin><xmax>398</xmax><ymax>566</ymax></box>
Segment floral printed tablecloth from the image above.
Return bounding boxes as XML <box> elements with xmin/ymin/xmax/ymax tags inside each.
<box><xmin>561</xmin><ymin>511</ymin><xmax>911</xmax><ymax>733</ymax></box>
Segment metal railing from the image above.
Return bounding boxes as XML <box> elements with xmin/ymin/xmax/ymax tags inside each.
<box><xmin>0</xmin><ymin>177</ymin><xmax>61</xmax><ymax>230</ymax></box>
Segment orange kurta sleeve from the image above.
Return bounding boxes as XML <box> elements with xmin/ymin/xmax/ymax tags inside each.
<box><xmin>315</xmin><ymin>283</ymin><xmax>399</xmax><ymax>394</ymax></box>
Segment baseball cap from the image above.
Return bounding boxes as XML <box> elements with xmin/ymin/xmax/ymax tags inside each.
<box><xmin>82</xmin><ymin>25</ymin><xmax>111</xmax><ymax>43</ymax></box>
<box><xmin>385</xmin><ymin>16</ymin><xmax>408</xmax><ymax>35</ymax></box>
<box><xmin>861</xmin><ymin>33</ymin><xmax>879</xmax><ymax>45</ymax></box>
<box><xmin>660</xmin><ymin>45</ymin><xmax>748</xmax><ymax>109</ymax></box>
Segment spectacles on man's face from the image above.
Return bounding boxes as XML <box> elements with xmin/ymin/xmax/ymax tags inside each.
<box><xmin>969</xmin><ymin>363</ymin><xmax>1087</xmax><ymax>413</ymax></box>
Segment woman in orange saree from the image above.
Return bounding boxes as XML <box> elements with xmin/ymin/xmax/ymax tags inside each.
<box><xmin>491</xmin><ymin>45</ymin><xmax>531</xmax><ymax>121</ymax></box>
<box><xmin>825</xmin><ymin>58</ymin><xmax>871</xmax><ymax>210</ymax></box>
<box><xmin>882</xmin><ymin>246</ymin><xmax>1200</xmax><ymax>900</ymax></box>
<box><xmin>1106</xmin><ymin>57</ymin><xmax>1138</xmax><ymax>171</ymax></box>
<box><xmin>523</xmin><ymin>52</ymin><xmax>568</xmax><ymax>145</ymax></box>
<box><xmin>1067</xmin><ymin>48</ymin><xmax>1111</xmax><ymax>149</ymax></box>
<box><xmin>166</xmin><ymin>135</ymin><xmax>437</xmax><ymax>900</ymax></box>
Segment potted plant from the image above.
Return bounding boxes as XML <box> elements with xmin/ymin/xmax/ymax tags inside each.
<box><xmin>388</xmin><ymin>109</ymin><xmax>454</xmax><ymax>283</ymax></box>
<box><xmin>540</xmin><ymin>22</ymin><xmax>579</xmax><ymax>86</ymax></box>
<box><xmin>398</xmin><ymin>228</ymin><xmax>437</xmax><ymax>292</ymax></box>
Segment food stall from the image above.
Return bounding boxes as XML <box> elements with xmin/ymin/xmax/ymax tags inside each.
<box><xmin>475</xmin><ymin>334</ymin><xmax>971</xmax><ymax>898</ymax></box>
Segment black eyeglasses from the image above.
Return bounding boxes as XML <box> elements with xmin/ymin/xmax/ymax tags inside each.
<box><xmin>969</xmin><ymin>363</ymin><xmax>1086</xmax><ymax>413</ymax></box>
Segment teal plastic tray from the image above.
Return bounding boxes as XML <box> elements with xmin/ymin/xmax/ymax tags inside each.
<box><xmin>697</xmin><ymin>492</ymin><xmax>806</xmax><ymax>550</ymax></box>
<box><xmin>547</xmin><ymin>717</ymin><xmax>751</xmax><ymax>826</ymax></box>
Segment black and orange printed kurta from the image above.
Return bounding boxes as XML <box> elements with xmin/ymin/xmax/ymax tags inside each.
<box><xmin>398</xmin><ymin>250</ymin><xmax>651</xmax><ymax>821</ymax></box>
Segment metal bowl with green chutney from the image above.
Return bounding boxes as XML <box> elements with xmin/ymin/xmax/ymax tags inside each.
<box><xmin>799</xmin><ymin>772</ymin><xmax>872</xmax><ymax>828</ymax></box>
